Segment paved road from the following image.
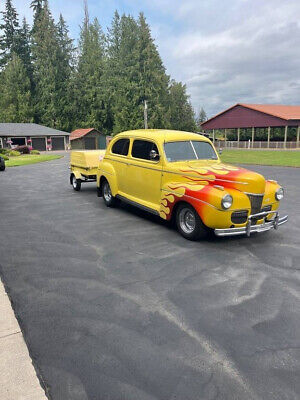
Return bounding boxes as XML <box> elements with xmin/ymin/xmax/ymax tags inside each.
<box><xmin>0</xmin><ymin>157</ymin><xmax>299</xmax><ymax>400</ymax></box>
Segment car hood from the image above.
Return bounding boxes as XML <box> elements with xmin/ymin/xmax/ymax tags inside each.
<box><xmin>164</xmin><ymin>160</ymin><xmax>266</xmax><ymax>194</ymax></box>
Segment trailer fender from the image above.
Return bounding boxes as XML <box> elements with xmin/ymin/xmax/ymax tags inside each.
<box><xmin>70</xmin><ymin>170</ymin><xmax>84</xmax><ymax>184</ymax></box>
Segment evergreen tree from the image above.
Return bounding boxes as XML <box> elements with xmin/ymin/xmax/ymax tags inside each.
<box><xmin>111</xmin><ymin>13</ymin><xmax>171</xmax><ymax>132</ymax></box>
<box><xmin>18</xmin><ymin>18</ymin><xmax>33</xmax><ymax>84</ymax></box>
<box><xmin>55</xmin><ymin>14</ymin><xmax>74</xmax><ymax>131</ymax></box>
<box><xmin>197</xmin><ymin>107</ymin><xmax>207</xmax><ymax>129</ymax></box>
<box><xmin>30</xmin><ymin>0</ymin><xmax>43</xmax><ymax>32</ymax></box>
<box><xmin>31</xmin><ymin>0</ymin><xmax>61</xmax><ymax>127</ymax></box>
<box><xmin>169</xmin><ymin>80</ymin><xmax>196</xmax><ymax>132</ymax></box>
<box><xmin>74</xmin><ymin>3</ymin><xmax>109</xmax><ymax>131</ymax></box>
<box><xmin>0</xmin><ymin>0</ymin><xmax>20</xmax><ymax>67</ymax></box>
<box><xmin>137</xmin><ymin>13</ymin><xmax>170</xmax><ymax>128</ymax></box>
<box><xmin>0</xmin><ymin>54</ymin><xmax>33</xmax><ymax>122</ymax></box>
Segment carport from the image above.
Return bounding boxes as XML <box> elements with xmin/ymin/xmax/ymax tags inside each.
<box><xmin>201</xmin><ymin>103</ymin><xmax>300</xmax><ymax>149</ymax></box>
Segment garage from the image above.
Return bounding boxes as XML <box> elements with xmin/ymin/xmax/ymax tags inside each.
<box><xmin>31</xmin><ymin>137</ymin><xmax>46</xmax><ymax>151</ymax></box>
<box><xmin>51</xmin><ymin>136</ymin><xmax>65</xmax><ymax>150</ymax></box>
<box><xmin>11</xmin><ymin>137</ymin><xmax>26</xmax><ymax>146</ymax></box>
<box><xmin>84</xmin><ymin>137</ymin><xmax>96</xmax><ymax>149</ymax></box>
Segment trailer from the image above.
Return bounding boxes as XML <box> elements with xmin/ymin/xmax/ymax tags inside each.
<box><xmin>70</xmin><ymin>150</ymin><xmax>105</xmax><ymax>191</ymax></box>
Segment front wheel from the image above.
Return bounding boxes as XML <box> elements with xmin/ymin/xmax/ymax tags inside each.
<box><xmin>71</xmin><ymin>174</ymin><xmax>81</xmax><ymax>191</ymax></box>
<box><xmin>176</xmin><ymin>203</ymin><xmax>207</xmax><ymax>240</ymax></box>
<box><xmin>102</xmin><ymin>180</ymin><xmax>118</xmax><ymax>207</ymax></box>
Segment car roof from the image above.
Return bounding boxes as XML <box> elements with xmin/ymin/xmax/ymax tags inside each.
<box><xmin>115</xmin><ymin>129</ymin><xmax>211</xmax><ymax>143</ymax></box>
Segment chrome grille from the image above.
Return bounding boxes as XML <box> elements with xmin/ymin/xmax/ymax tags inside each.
<box><xmin>246</xmin><ymin>193</ymin><xmax>264</xmax><ymax>215</ymax></box>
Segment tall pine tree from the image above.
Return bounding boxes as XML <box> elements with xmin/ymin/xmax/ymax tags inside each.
<box><xmin>31</xmin><ymin>0</ymin><xmax>62</xmax><ymax>127</ymax></box>
<box><xmin>74</xmin><ymin>3</ymin><xmax>109</xmax><ymax>131</ymax></box>
<box><xmin>0</xmin><ymin>0</ymin><xmax>20</xmax><ymax>67</ymax></box>
<box><xmin>55</xmin><ymin>14</ymin><xmax>74</xmax><ymax>131</ymax></box>
<box><xmin>169</xmin><ymin>80</ymin><xmax>196</xmax><ymax>132</ymax></box>
<box><xmin>0</xmin><ymin>54</ymin><xmax>33</xmax><ymax>122</ymax></box>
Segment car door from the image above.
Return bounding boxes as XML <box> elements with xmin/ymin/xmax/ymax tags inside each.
<box><xmin>124</xmin><ymin>139</ymin><xmax>162</xmax><ymax>211</ymax></box>
<box><xmin>108</xmin><ymin>137</ymin><xmax>130</xmax><ymax>194</ymax></box>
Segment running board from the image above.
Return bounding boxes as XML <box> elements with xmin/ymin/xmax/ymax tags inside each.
<box><xmin>116</xmin><ymin>195</ymin><xmax>160</xmax><ymax>216</ymax></box>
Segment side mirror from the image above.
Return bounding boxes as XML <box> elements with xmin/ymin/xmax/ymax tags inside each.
<box><xmin>149</xmin><ymin>149</ymin><xmax>160</xmax><ymax>161</ymax></box>
<box><xmin>219</xmin><ymin>148</ymin><xmax>223</xmax><ymax>155</ymax></box>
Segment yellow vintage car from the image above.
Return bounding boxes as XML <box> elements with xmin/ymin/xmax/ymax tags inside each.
<box><xmin>73</xmin><ymin>129</ymin><xmax>288</xmax><ymax>240</ymax></box>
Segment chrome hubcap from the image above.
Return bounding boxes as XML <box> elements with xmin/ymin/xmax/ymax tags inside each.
<box><xmin>103</xmin><ymin>183</ymin><xmax>112</xmax><ymax>202</ymax></box>
<box><xmin>179</xmin><ymin>208</ymin><xmax>196</xmax><ymax>234</ymax></box>
<box><xmin>72</xmin><ymin>176</ymin><xmax>77</xmax><ymax>188</ymax></box>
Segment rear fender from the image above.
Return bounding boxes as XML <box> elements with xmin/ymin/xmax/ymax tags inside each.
<box><xmin>97</xmin><ymin>161</ymin><xmax>118</xmax><ymax>196</ymax></box>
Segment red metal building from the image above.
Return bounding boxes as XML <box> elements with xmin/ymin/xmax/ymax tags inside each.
<box><xmin>201</xmin><ymin>104</ymin><xmax>300</xmax><ymax>148</ymax></box>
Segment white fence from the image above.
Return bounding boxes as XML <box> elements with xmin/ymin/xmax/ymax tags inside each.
<box><xmin>220</xmin><ymin>141</ymin><xmax>299</xmax><ymax>149</ymax></box>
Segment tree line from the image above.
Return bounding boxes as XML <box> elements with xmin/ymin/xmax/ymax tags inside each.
<box><xmin>0</xmin><ymin>0</ymin><xmax>207</xmax><ymax>134</ymax></box>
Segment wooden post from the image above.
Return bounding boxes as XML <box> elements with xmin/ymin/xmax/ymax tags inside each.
<box><xmin>251</xmin><ymin>127</ymin><xmax>255</xmax><ymax>148</ymax></box>
<box><xmin>224</xmin><ymin>129</ymin><xmax>227</xmax><ymax>148</ymax></box>
<box><xmin>297</xmin><ymin>126</ymin><xmax>300</xmax><ymax>148</ymax></box>
<box><xmin>212</xmin><ymin>129</ymin><xmax>215</xmax><ymax>144</ymax></box>
<box><xmin>237</xmin><ymin>128</ymin><xmax>240</xmax><ymax>148</ymax></box>
<box><xmin>267</xmin><ymin>126</ymin><xmax>270</xmax><ymax>148</ymax></box>
<box><xmin>284</xmin><ymin>126</ymin><xmax>288</xmax><ymax>149</ymax></box>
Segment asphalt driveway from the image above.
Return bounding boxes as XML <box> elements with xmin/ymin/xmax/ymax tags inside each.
<box><xmin>0</xmin><ymin>156</ymin><xmax>299</xmax><ymax>400</ymax></box>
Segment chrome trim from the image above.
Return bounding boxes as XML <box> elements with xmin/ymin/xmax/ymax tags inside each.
<box><xmin>115</xmin><ymin>194</ymin><xmax>160</xmax><ymax>216</ymax></box>
<box><xmin>214</xmin><ymin>185</ymin><xmax>224</xmax><ymax>191</ymax></box>
<box><xmin>215</xmin><ymin>212</ymin><xmax>288</xmax><ymax>237</ymax></box>
<box><xmin>161</xmin><ymin>188</ymin><xmax>220</xmax><ymax>210</ymax></box>
<box><xmin>244</xmin><ymin>192</ymin><xmax>264</xmax><ymax>196</ymax></box>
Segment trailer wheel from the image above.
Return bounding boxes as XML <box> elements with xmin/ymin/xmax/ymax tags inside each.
<box><xmin>102</xmin><ymin>180</ymin><xmax>118</xmax><ymax>207</ymax></box>
<box><xmin>71</xmin><ymin>174</ymin><xmax>81</xmax><ymax>191</ymax></box>
<box><xmin>0</xmin><ymin>157</ymin><xmax>5</xmax><ymax>171</ymax></box>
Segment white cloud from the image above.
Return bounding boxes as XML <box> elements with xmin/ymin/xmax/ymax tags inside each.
<box><xmin>2</xmin><ymin>0</ymin><xmax>300</xmax><ymax>117</ymax></box>
<box><xmin>152</xmin><ymin>0</ymin><xmax>300</xmax><ymax>116</ymax></box>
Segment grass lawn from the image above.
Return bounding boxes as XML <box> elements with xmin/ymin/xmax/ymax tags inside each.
<box><xmin>5</xmin><ymin>154</ymin><xmax>63</xmax><ymax>167</ymax></box>
<box><xmin>221</xmin><ymin>150</ymin><xmax>300</xmax><ymax>167</ymax></box>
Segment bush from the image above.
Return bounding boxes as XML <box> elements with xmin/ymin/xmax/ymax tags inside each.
<box><xmin>15</xmin><ymin>145</ymin><xmax>30</xmax><ymax>154</ymax></box>
<box><xmin>30</xmin><ymin>149</ymin><xmax>40</xmax><ymax>155</ymax></box>
<box><xmin>0</xmin><ymin>148</ymin><xmax>10</xmax><ymax>154</ymax></box>
<box><xmin>0</xmin><ymin>154</ymin><xmax>9</xmax><ymax>160</ymax></box>
<box><xmin>9</xmin><ymin>150</ymin><xmax>21</xmax><ymax>157</ymax></box>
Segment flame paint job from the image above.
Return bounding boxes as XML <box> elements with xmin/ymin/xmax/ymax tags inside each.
<box><xmin>93</xmin><ymin>129</ymin><xmax>283</xmax><ymax>230</ymax></box>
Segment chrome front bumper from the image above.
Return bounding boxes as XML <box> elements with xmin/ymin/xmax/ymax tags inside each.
<box><xmin>215</xmin><ymin>210</ymin><xmax>288</xmax><ymax>237</ymax></box>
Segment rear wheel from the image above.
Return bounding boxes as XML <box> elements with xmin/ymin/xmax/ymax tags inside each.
<box><xmin>71</xmin><ymin>174</ymin><xmax>81</xmax><ymax>191</ymax></box>
<box><xmin>102</xmin><ymin>180</ymin><xmax>118</xmax><ymax>207</ymax></box>
<box><xmin>176</xmin><ymin>203</ymin><xmax>207</xmax><ymax>240</ymax></box>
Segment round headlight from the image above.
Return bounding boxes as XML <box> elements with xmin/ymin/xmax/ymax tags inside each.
<box><xmin>275</xmin><ymin>187</ymin><xmax>284</xmax><ymax>201</ymax></box>
<box><xmin>221</xmin><ymin>194</ymin><xmax>233</xmax><ymax>209</ymax></box>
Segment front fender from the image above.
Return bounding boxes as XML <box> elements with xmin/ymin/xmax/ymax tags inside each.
<box><xmin>159</xmin><ymin>181</ymin><xmax>251</xmax><ymax>228</ymax></box>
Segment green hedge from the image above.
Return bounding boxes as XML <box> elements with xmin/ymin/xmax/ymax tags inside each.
<box><xmin>9</xmin><ymin>150</ymin><xmax>21</xmax><ymax>156</ymax></box>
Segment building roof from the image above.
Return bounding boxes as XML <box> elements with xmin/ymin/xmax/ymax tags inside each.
<box><xmin>0</xmin><ymin>123</ymin><xmax>69</xmax><ymax>137</ymax></box>
<box><xmin>240</xmin><ymin>104</ymin><xmax>300</xmax><ymax>120</ymax></box>
<box><xmin>70</xmin><ymin>128</ymin><xmax>98</xmax><ymax>141</ymax></box>
<box><xmin>202</xmin><ymin>103</ymin><xmax>300</xmax><ymax>127</ymax></box>
<box><xmin>116</xmin><ymin>129</ymin><xmax>210</xmax><ymax>143</ymax></box>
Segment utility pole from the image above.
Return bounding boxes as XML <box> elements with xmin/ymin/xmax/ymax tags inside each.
<box><xmin>144</xmin><ymin>100</ymin><xmax>148</xmax><ymax>129</ymax></box>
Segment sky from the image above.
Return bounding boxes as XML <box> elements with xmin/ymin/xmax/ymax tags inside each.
<box><xmin>2</xmin><ymin>0</ymin><xmax>300</xmax><ymax>117</ymax></box>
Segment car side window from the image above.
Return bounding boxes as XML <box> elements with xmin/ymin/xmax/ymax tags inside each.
<box><xmin>131</xmin><ymin>140</ymin><xmax>159</xmax><ymax>161</ymax></box>
<box><xmin>111</xmin><ymin>138</ymin><xmax>130</xmax><ymax>156</ymax></box>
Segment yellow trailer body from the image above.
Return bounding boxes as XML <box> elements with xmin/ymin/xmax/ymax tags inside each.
<box><xmin>70</xmin><ymin>150</ymin><xmax>105</xmax><ymax>191</ymax></box>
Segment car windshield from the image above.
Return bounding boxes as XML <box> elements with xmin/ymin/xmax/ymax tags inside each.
<box><xmin>164</xmin><ymin>140</ymin><xmax>218</xmax><ymax>162</ymax></box>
